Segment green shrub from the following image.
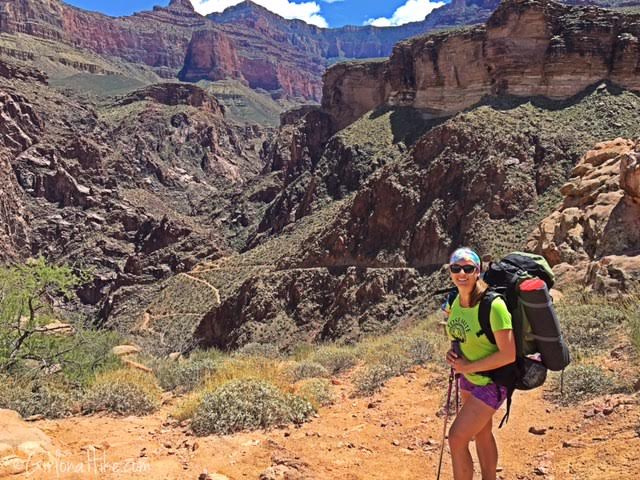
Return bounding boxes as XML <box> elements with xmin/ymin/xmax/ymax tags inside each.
<box><xmin>296</xmin><ymin>378</ymin><xmax>335</xmax><ymax>408</ymax></box>
<box><xmin>353</xmin><ymin>364</ymin><xmax>397</xmax><ymax>396</ymax></box>
<box><xmin>234</xmin><ymin>342</ymin><xmax>282</xmax><ymax>359</ymax></box>
<box><xmin>558</xmin><ymin>304</ymin><xmax>625</xmax><ymax>357</ymax></box>
<box><xmin>190</xmin><ymin>379</ymin><xmax>315</xmax><ymax>436</ymax></box>
<box><xmin>554</xmin><ymin>364</ymin><xmax>616</xmax><ymax>405</ymax></box>
<box><xmin>58</xmin><ymin>328</ymin><xmax>122</xmax><ymax>387</ymax></box>
<box><xmin>155</xmin><ymin>357</ymin><xmax>219</xmax><ymax>393</ymax></box>
<box><xmin>404</xmin><ymin>336</ymin><xmax>435</xmax><ymax>365</ymax></box>
<box><xmin>353</xmin><ymin>352</ymin><xmax>412</xmax><ymax>396</ymax></box>
<box><xmin>308</xmin><ymin>346</ymin><xmax>358</xmax><ymax>375</ymax></box>
<box><xmin>288</xmin><ymin>361</ymin><xmax>330</xmax><ymax>382</ymax></box>
<box><xmin>0</xmin><ymin>376</ymin><xmax>72</xmax><ymax>418</ymax></box>
<box><xmin>82</xmin><ymin>368</ymin><xmax>161</xmax><ymax>415</ymax></box>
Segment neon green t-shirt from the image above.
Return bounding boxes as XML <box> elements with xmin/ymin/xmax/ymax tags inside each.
<box><xmin>446</xmin><ymin>296</ymin><xmax>512</xmax><ymax>386</ymax></box>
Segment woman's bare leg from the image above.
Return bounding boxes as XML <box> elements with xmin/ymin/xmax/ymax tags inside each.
<box><xmin>474</xmin><ymin>417</ymin><xmax>498</xmax><ymax>480</ymax></box>
<box><xmin>448</xmin><ymin>394</ymin><xmax>496</xmax><ymax>480</ymax></box>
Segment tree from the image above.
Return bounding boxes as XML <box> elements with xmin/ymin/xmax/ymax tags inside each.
<box><xmin>0</xmin><ymin>257</ymin><xmax>80</xmax><ymax>373</ymax></box>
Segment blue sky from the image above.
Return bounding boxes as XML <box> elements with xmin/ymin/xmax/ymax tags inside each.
<box><xmin>64</xmin><ymin>0</ymin><xmax>447</xmax><ymax>28</ymax></box>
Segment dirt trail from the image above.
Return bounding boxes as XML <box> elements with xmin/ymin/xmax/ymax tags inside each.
<box><xmin>17</xmin><ymin>367</ymin><xmax>640</xmax><ymax>480</ymax></box>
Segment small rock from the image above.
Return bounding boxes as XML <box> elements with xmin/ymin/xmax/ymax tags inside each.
<box><xmin>161</xmin><ymin>392</ymin><xmax>174</xmax><ymax>405</ymax></box>
<box><xmin>392</xmin><ymin>439</ymin><xmax>400</xmax><ymax>447</ymax></box>
<box><xmin>534</xmin><ymin>466</ymin><xmax>549</xmax><ymax>476</ymax></box>
<box><xmin>199</xmin><ymin>473</ymin><xmax>230</xmax><ymax>480</ymax></box>
<box><xmin>192</xmin><ymin>442</ymin><xmax>199</xmax><ymax>452</ymax></box>
<box><xmin>528</xmin><ymin>426</ymin><xmax>547</xmax><ymax>435</ymax></box>
<box><xmin>24</xmin><ymin>414</ymin><xmax>45</xmax><ymax>422</ymax></box>
<box><xmin>242</xmin><ymin>439</ymin><xmax>260</xmax><ymax>447</ymax></box>
<box><xmin>111</xmin><ymin>345</ymin><xmax>141</xmax><ymax>356</ymax></box>
<box><xmin>562</xmin><ymin>440</ymin><xmax>586</xmax><ymax>448</ymax></box>
<box><xmin>0</xmin><ymin>456</ymin><xmax>26</xmax><ymax>475</ymax></box>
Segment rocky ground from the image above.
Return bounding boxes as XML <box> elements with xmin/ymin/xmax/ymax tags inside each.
<box><xmin>1</xmin><ymin>364</ymin><xmax>638</xmax><ymax>479</ymax></box>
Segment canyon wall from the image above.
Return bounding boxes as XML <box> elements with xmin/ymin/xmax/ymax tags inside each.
<box><xmin>323</xmin><ymin>0</ymin><xmax>640</xmax><ymax>129</ymax></box>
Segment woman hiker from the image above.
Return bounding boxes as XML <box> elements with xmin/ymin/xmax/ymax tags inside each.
<box><xmin>444</xmin><ymin>247</ymin><xmax>516</xmax><ymax>480</ymax></box>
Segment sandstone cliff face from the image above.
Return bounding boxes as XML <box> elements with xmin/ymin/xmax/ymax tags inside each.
<box><xmin>323</xmin><ymin>0</ymin><xmax>640</xmax><ymax>130</ymax></box>
<box><xmin>527</xmin><ymin>138</ymin><xmax>640</xmax><ymax>292</ymax></box>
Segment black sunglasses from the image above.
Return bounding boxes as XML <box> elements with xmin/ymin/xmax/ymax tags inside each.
<box><xmin>449</xmin><ymin>264</ymin><xmax>477</xmax><ymax>274</ymax></box>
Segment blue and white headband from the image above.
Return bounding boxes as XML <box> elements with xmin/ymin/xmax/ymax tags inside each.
<box><xmin>449</xmin><ymin>247</ymin><xmax>481</xmax><ymax>270</ymax></box>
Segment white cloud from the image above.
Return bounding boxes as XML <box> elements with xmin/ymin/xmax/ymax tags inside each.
<box><xmin>364</xmin><ymin>0</ymin><xmax>445</xmax><ymax>27</ymax></box>
<box><xmin>192</xmin><ymin>0</ymin><xmax>329</xmax><ymax>27</ymax></box>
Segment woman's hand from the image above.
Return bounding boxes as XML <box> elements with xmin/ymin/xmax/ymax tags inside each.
<box><xmin>446</xmin><ymin>349</ymin><xmax>472</xmax><ymax>374</ymax></box>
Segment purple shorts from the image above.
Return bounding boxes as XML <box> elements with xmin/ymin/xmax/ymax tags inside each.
<box><xmin>459</xmin><ymin>376</ymin><xmax>507</xmax><ymax>410</ymax></box>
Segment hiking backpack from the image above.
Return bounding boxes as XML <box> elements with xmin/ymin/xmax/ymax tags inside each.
<box><xmin>445</xmin><ymin>252</ymin><xmax>570</xmax><ymax>426</ymax></box>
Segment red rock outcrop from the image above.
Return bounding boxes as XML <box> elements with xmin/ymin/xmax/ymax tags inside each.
<box><xmin>527</xmin><ymin>138</ymin><xmax>640</xmax><ymax>292</ymax></box>
<box><xmin>178</xmin><ymin>29</ymin><xmax>243</xmax><ymax>83</ymax></box>
<box><xmin>116</xmin><ymin>83</ymin><xmax>225</xmax><ymax>115</ymax></box>
<box><xmin>323</xmin><ymin>0</ymin><xmax>640</xmax><ymax>130</ymax></box>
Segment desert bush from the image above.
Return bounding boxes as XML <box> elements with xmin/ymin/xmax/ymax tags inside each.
<box><xmin>403</xmin><ymin>336</ymin><xmax>435</xmax><ymax>365</ymax></box>
<box><xmin>190</xmin><ymin>379</ymin><xmax>314</xmax><ymax>436</ymax></box>
<box><xmin>234</xmin><ymin>342</ymin><xmax>282</xmax><ymax>359</ymax></box>
<box><xmin>82</xmin><ymin>368</ymin><xmax>161</xmax><ymax>415</ymax></box>
<box><xmin>288</xmin><ymin>361</ymin><xmax>330</xmax><ymax>382</ymax></box>
<box><xmin>353</xmin><ymin>351</ymin><xmax>412</xmax><ymax>396</ymax></box>
<box><xmin>295</xmin><ymin>378</ymin><xmax>335</xmax><ymax>409</ymax></box>
<box><xmin>353</xmin><ymin>364</ymin><xmax>398</xmax><ymax>396</ymax></box>
<box><xmin>308</xmin><ymin>346</ymin><xmax>358</xmax><ymax>375</ymax></box>
<box><xmin>554</xmin><ymin>364</ymin><xmax>616</xmax><ymax>405</ymax></box>
<box><xmin>203</xmin><ymin>356</ymin><xmax>287</xmax><ymax>391</ymax></box>
<box><xmin>171</xmin><ymin>356</ymin><xmax>287</xmax><ymax>422</ymax></box>
<box><xmin>154</xmin><ymin>357</ymin><xmax>219</xmax><ymax>393</ymax></box>
<box><xmin>0</xmin><ymin>376</ymin><xmax>72</xmax><ymax>418</ymax></box>
<box><xmin>558</xmin><ymin>303</ymin><xmax>625</xmax><ymax>357</ymax></box>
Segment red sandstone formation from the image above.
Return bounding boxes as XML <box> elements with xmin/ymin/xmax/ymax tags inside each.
<box><xmin>0</xmin><ymin>0</ymin><xmax>505</xmax><ymax>101</ymax></box>
<box><xmin>323</xmin><ymin>0</ymin><xmax>640</xmax><ymax>130</ymax></box>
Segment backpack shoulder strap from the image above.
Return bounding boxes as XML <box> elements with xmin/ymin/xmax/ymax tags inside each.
<box><xmin>477</xmin><ymin>291</ymin><xmax>503</xmax><ymax>345</ymax></box>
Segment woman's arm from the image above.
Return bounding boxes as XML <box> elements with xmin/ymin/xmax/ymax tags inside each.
<box><xmin>446</xmin><ymin>329</ymin><xmax>516</xmax><ymax>374</ymax></box>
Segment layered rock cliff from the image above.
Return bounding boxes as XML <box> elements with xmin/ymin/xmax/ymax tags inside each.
<box><xmin>323</xmin><ymin>0</ymin><xmax>640</xmax><ymax>129</ymax></box>
<box><xmin>0</xmin><ymin>0</ymin><xmax>206</xmax><ymax>76</ymax></box>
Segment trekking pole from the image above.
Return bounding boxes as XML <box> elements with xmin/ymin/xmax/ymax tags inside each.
<box><xmin>452</xmin><ymin>340</ymin><xmax>462</xmax><ymax>415</ymax></box>
<box><xmin>455</xmin><ymin>372</ymin><xmax>460</xmax><ymax>415</ymax></box>
<box><xmin>436</xmin><ymin>368</ymin><xmax>455</xmax><ymax>480</ymax></box>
